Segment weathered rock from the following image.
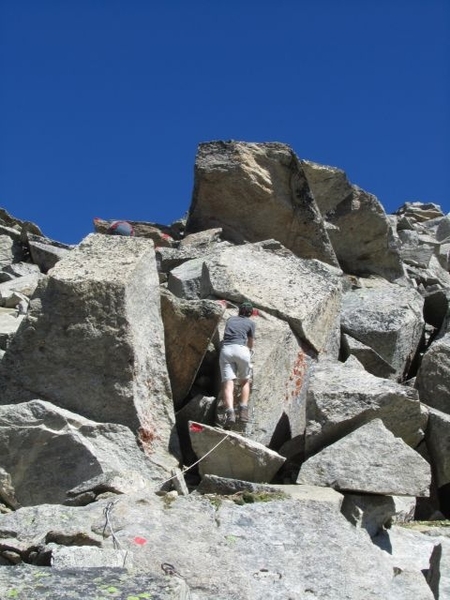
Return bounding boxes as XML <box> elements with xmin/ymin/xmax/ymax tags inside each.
<box><xmin>196</xmin><ymin>474</ymin><xmax>282</xmax><ymax>495</ymax></box>
<box><xmin>416</xmin><ymin>332</ymin><xmax>450</xmax><ymax>413</ymax></box>
<box><xmin>341</xmin><ymin>493</ymin><xmax>396</xmax><ymax>537</ymax></box>
<box><xmin>0</xmin><ymin>288</ymin><xmax>29</xmax><ymax>310</ymax></box>
<box><xmin>197</xmin><ymin>475</ymin><xmax>344</xmax><ymax>509</ymax></box>
<box><xmin>186</xmin><ymin>141</ymin><xmax>338</xmax><ymax>266</ymax></box>
<box><xmin>417</xmin><ymin>528</ymin><xmax>450</xmax><ymax>599</ymax></box>
<box><xmin>188</xmin><ymin>421</ymin><xmax>285</xmax><ymax>483</ymax></box>
<box><xmin>341</xmin><ymin>276</ymin><xmax>424</xmax><ymax>380</ymax></box>
<box><xmin>0</xmin><ymin>309</ymin><xmax>25</xmax><ymax>350</ymax></box>
<box><xmin>373</xmin><ymin>525</ymin><xmax>442</xmax><ymax>599</ymax></box>
<box><xmin>0</xmin><ymin>261</ymin><xmax>41</xmax><ymax>280</ymax></box>
<box><xmin>178</xmin><ymin>227</ymin><xmax>222</xmax><ymax>249</ymax></box>
<box><xmin>396</xmin><ymin>228</ymin><xmax>441</xmax><ymax>269</ymax></box>
<box><xmin>391</xmin><ymin>496</ymin><xmax>417</xmax><ymax>524</ymax></box>
<box><xmin>49</xmin><ymin>546</ymin><xmax>132</xmax><ymax>569</ymax></box>
<box><xmin>65</xmin><ymin>470</ymin><xmax>152</xmax><ymax>505</ymax></box>
<box><xmin>341</xmin><ymin>332</ymin><xmax>397</xmax><ymax>378</ymax></box>
<box><xmin>26</xmin><ymin>233</ymin><xmax>72</xmax><ymax>273</ymax></box>
<box><xmin>297</xmin><ymin>419</ymin><xmax>431</xmax><ymax>496</ymax></box>
<box><xmin>160</xmin><ymin>289</ymin><xmax>224</xmax><ymax>407</ymax></box>
<box><xmin>0</xmin><ymin>208</ymin><xmax>41</xmax><ymax>235</ymax></box>
<box><xmin>175</xmin><ymin>394</ymin><xmax>217</xmax><ymax>467</ymax></box>
<box><xmin>0</xmin><ymin>234</ymin><xmax>175</xmax><ymax>453</ymax></box>
<box><xmin>425</xmin><ymin>407</ymin><xmax>450</xmax><ymax>488</ymax></box>
<box><xmin>0</xmin><ymin>400</ymin><xmax>168</xmax><ymax>506</ymax></box>
<box><xmin>395</xmin><ymin>202</ymin><xmax>444</xmax><ymax>224</ymax></box>
<box><xmin>303</xmin><ymin>161</ymin><xmax>405</xmax><ymax>281</ymax></box>
<box><xmin>0</xmin><ymin>467</ymin><xmax>21</xmax><ymax>510</ymax></box>
<box><xmin>1</xmin><ymin>175</ymin><xmax>450</xmax><ymax>599</ymax></box>
<box><xmin>305</xmin><ymin>359</ymin><xmax>426</xmax><ymax>456</ymax></box>
<box><xmin>388</xmin><ymin>569</ymin><xmax>435</xmax><ymax>600</ymax></box>
<box><xmin>0</xmin><ymin>565</ymin><xmax>191</xmax><ymax>599</ymax></box>
<box><xmin>168</xmin><ymin>467</ymin><xmax>189</xmax><ymax>496</ymax></box>
<box><xmin>407</xmin><ymin>254</ymin><xmax>450</xmax><ymax>291</ymax></box>
<box><xmin>168</xmin><ymin>257</ymin><xmax>207</xmax><ymax>300</ymax></box>
<box><xmin>202</xmin><ymin>242</ymin><xmax>342</xmax><ymax>353</ymax></box>
<box><xmin>156</xmin><ymin>240</ymin><xmax>231</xmax><ymax>274</ymax></box>
<box><xmin>0</xmin><ymin>228</ymin><xmax>24</xmax><ymax>268</ymax></box>
<box><xmin>0</xmin><ymin>271</ymin><xmax>42</xmax><ymax>299</ymax></box>
<box><xmin>0</xmin><ymin>485</ymin><xmax>441</xmax><ymax>599</ymax></box>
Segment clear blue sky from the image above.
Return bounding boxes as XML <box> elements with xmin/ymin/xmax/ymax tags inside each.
<box><xmin>1</xmin><ymin>1</ymin><xmax>449</xmax><ymax>245</ymax></box>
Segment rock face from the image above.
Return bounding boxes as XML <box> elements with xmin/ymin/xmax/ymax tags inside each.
<box><xmin>416</xmin><ymin>332</ymin><xmax>450</xmax><ymax>413</ymax></box>
<box><xmin>0</xmin><ymin>234</ymin><xmax>174</xmax><ymax>439</ymax></box>
<box><xmin>341</xmin><ymin>277</ymin><xmax>424</xmax><ymax>380</ymax></box>
<box><xmin>0</xmin><ymin>400</ymin><xmax>164</xmax><ymax>506</ymax></box>
<box><xmin>305</xmin><ymin>358</ymin><xmax>426</xmax><ymax>456</ymax></box>
<box><xmin>1</xmin><ymin>143</ymin><xmax>450</xmax><ymax>599</ymax></box>
<box><xmin>297</xmin><ymin>419</ymin><xmax>431</xmax><ymax>496</ymax></box>
<box><xmin>188</xmin><ymin>421</ymin><xmax>285</xmax><ymax>483</ymax></box>
<box><xmin>186</xmin><ymin>141</ymin><xmax>338</xmax><ymax>266</ymax></box>
<box><xmin>303</xmin><ymin>161</ymin><xmax>405</xmax><ymax>281</ymax></box>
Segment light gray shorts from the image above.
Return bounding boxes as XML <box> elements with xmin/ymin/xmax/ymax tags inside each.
<box><xmin>219</xmin><ymin>344</ymin><xmax>252</xmax><ymax>382</ymax></box>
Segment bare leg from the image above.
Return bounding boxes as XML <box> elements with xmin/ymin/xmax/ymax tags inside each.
<box><xmin>221</xmin><ymin>380</ymin><xmax>235</xmax><ymax>410</ymax></box>
<box><xmin>240</xmin><ymin>379</ymin><xmax>250</xmax><ymax>405</ymax></box>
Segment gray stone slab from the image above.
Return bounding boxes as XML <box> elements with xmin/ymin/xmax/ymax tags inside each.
<box><xmin>188</xmin><ymin>421</ymin><xmax>285</xmax><ymax>483</ymax></box>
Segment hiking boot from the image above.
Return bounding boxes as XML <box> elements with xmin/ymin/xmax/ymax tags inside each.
<box><xmin>238</xmin><ymin>404</ymin><xmax>249</xmax><ymax>423</ymax></box>
<box><xmin>224</xmin><ymin>409</ymin><xmax>236</xmax><ymax>430</ymax></box>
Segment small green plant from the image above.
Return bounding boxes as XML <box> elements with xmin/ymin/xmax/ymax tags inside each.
<box><xmin>401</xmin><ymin>519</ymin><xmax>450</xmax><ymax>529</ymax></box>
<box><xmin>225</xmin><ymin>534</ymin><xmax>237</xmax><ymax>545</ymax></box>
<box><xmin>207</xmin><ymin>490</ymin><xmax>288</xmax><ymax>507</ymax></box>
<box><xmin>207</xmin><ymin>495</ymin><xmax>223</xmax><ymax>510</ymax></box>
<box><xmin>161</xmin><ymin>493</ymin><xmax>177</xmax><ymax>509</ymax></box>
<box><xmin>231</xmin><ymin>490</ymin><xmax>288</xmax><ymax>505</ymax></box>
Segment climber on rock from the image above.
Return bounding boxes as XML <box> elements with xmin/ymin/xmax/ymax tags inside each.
<box><xmin>219</xmin><ymin>301</ymin><xmax>256</xmax><ymax>429</ymax></box>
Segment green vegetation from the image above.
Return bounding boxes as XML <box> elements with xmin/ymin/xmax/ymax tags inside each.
<box><xmin>207</xmin><ymin>489</ymin><xmax>288</xmax><ymax>508</ymax></box>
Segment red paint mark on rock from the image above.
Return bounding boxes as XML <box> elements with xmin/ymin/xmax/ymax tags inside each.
<box><xmin>189</xmin><ymin>423</ymin><xmax>204</xmax><ymax>433</ymax></box>
<box><xmin>133</xmin><ymin>536</ymin><xmax>147</xmax><ymax>546</ymax></box>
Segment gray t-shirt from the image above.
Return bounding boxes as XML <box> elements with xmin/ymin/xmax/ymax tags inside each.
<box><xmin>222</xmin><ymin>316</ymin><xmax>255</xmax><ymax>346</ymax></box>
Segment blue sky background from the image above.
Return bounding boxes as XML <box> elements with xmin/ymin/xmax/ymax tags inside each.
<box><xmin>1</xmin><ymin>1</ymin><xmax>448</xmax><ymax>245</ymax></box>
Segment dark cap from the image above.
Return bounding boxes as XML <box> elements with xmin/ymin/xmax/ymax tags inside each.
<box><xmin>239</xmin><ymin>301</ymin><xmax>253</xmax><ymax>316</ymax></box>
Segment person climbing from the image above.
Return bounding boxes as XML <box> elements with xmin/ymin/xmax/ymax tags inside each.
<box><xmin>219</xmin><ymin>301</ymin><xmax>256</xmax><ymax>429</ymax></box>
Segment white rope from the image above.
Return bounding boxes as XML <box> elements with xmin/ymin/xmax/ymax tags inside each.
<box><xmin>159</xmin><ymin>430</ymin><xmax>232</xmax><ymax>488</ymax></box>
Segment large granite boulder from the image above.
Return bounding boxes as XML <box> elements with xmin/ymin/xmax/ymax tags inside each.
<box><xmin>341</xmin><ymin>277</ymin><xmax>424</xmax><ymax>380</ymax></box>
<box><xmin>0</xmin><ymin>490</ymin><xmax>436</xmax><ymax>599</ymax></box>
<box><xmin>416</xmin><ymin>332</ymin><xmax>450</xmax><ymax>414</ymax></box>
<box><xmin>425</xmin><ymin>407</ymin><xmax>450</xmax><ymax>488</ymax></box>
<box><xmin>186</xmin><ymin>141</ymin><xmax>338</xmax><ymax>266</ymax></box>
<box><xmin>0</xmin><ymin>234</ymin><xmax>175</xmax><ymax>447</ymax></box>
<box><xmin>303</xmin><ymin>161</ymin><xmax>405</xmax><ymax>281</ymax></box>
<box><xmin>188</xmin><ymin>421</ymin><xmax>285</xmax><ymax>483</ymax></box>
<box><xmin>297</xmin><ymin>419</ymin><xmax>431</xmax><ymax>496</ymax></box>
<box><xmin>305</xmin><ymin>359</ymin><xmax>426</xmax><ymax>456</ymax></box>
<box><xmin>0</xmin><ymin>400</ymin><xmax>167</xmax><ymax>506</ymax></box>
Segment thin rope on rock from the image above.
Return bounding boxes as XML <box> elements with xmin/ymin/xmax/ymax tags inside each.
<box><xmin>103</xmin><ymin>500</ymin><xmax>130</xmax><ymax>567</ymax></box>
<box><xmin>158</xmin><ymin>430</ymin><xmax>232</xmax><ymax>488</ymax></box>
